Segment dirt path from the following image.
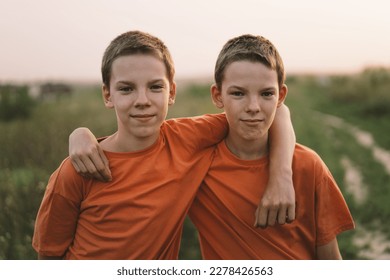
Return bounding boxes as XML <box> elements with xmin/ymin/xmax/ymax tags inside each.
<box><xmin>340</xmin><ymin>156</ymin><xmax>367</xmax><ymax>205</ymax></box>
<box><xmin>319</xmin><ymin>113</ymin><xmax>390</xmax><ymax>175</ymax></box>
<box><xmin>315</xmin><ymin>112</ymin><xmax>390</xmax><ymax>259</ymax></box>
<box><xmin>353</xmin><ymin>223</ymin><xmax>390</xmax><ymax>259</ymax></box>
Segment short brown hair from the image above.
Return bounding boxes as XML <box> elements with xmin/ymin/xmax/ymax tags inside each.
<box><xmin>214</xmin><ymin>34</ymin><xmax>285</xmax><ymax>89</ymax></box>
<box><xmin>101</xmin><ymin>30</ymin><xmax>175</xmax><ymax>87</ymax></box>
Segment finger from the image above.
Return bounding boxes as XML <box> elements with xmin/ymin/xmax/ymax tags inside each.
<box><xmin>70</xmin><ymin>158</ymin><xmax>82</xmax><ymax>174</ymax></box>
<box><xmin>71</xmin><ymin>157</ymin><xmax>91</xmax><ymax>177</ymax></box>
<box><xmin>83</xmin><ymin>154</ymin><xmax>105</xmax><ymax>181</ymax></box>
<box><xmin>98</xmin><ymin>148</ymin><xmax>112</xmax><ymax>181</ymax></box>
<box><xmin>255</xmin><ymin>206</ymin><xmax>269</xmax><ymax>229</ymax></box>
<box><xmin>254</xmin><ymin>207</ymin><xmax>259</xmax><ymax>227</ymax></box>
<box><xmin>277</xmin><ymin>206</ymin><xmax>288</xmax><ymax>225</ymax></box>
<box><xmin>83</xmin><ymin>158</ymin><xmax>104</xmax><ymax>181</ymax></box>
<box><xmin>286</xmin><ymin>203</ymin><xmax>296</xmax><ymax>223</ymax></box>
<box><xmin>267</xmin><ymin>208</ymin><xmax>278</xmax><ymax>226</ymax></box>
<box><xmin>78</xmin><ymin>155</ymin><xmax>105</xmax><ymax>181</ymax></box>
<box><xmin>89</xmin><ymin>152</ymin><xmax>110</xmax><ymax>182</ymax></box>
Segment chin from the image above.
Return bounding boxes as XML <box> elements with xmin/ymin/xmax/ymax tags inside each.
<box><xmin>241</xmin><ymin>132</ymin><xmax>267</xmax><ymax>142</ymax></box>
<box><xmin>132</xmin><ymin>126</ymin><xmax>158</xmax><ymax>137</ymax></box>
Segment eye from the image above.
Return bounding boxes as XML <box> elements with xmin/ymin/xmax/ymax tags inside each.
<box><xmin>230</xmin><ymin>91</ymin><xmax>244</xmax><ymax>97</ymax></box>
<box><xmin>150</xmin><ymin>84</ymin><xmax>164</xmax><ymax>92</ymax></box>
<box><xmin>118</xmin><ymin>86</ymin><xmax>133</xmax><ymax>93</ymax></box>
<box><xmin>261</xmin><ymin>91</ymin><xmax>274</xmax><ymax>98</ymax></box>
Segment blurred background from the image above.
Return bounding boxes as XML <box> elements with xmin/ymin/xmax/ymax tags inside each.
<box><xmin>1</xmin><ymin>0</ymin><xmax>389</xmax><ymax>259</ymax></box>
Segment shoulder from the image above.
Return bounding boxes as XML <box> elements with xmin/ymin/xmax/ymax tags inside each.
<box><xmin>47</xmin><ymin>157</ymin><xmax>86</xmax><ymax>198</ymax></box>
<box><xmin>161</xmin><ymin>114</ymin><xmax>227</xmax><ymax>148</ymax></box>
<box><xmin>53</xmin><ymin>157</ymin><xmax>82</xmax><ymax>180</ymax></box>
<box><xmin>158</xmin><ymin>114</ymin><xmax>228</xmax><ymax>154</ymax></box>
<box><xmin>293</xmin><ymin>143</ymin><xmax>331</xmax><ymax>177</ymax></box>
<box><xmin>163</xmin><ymin>113</ymin><xmax>226</xmax><ymax>132</ymax></box>
<box><xmin>294</xmin><ymin>144</ymin><xmax>325</xmax><ymax>163</ymax></box>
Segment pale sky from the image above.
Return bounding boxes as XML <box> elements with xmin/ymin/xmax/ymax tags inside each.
<box><xmin>1</xmin><ymin>0</ymin><xmax>389</xmax><ymax>83</ymax></box>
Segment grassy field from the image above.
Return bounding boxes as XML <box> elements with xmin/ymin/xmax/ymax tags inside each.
<box><xmin>1</xmin><ymin>68</ymin><xmax>389</xmax><ymax>259</ymax></box>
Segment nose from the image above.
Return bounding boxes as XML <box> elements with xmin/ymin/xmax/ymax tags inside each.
<box><xmin>135</xmin><ymin>88</ymin><xmax>151</xmax><ymax>107</ymax></box>
<box><xmin>246</xmin><ymin>95</ymin><xmax>261</xmax><ymax>113</ymax></box>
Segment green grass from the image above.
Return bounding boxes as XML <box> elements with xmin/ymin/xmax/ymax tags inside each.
<box><xmin>285</xmin><ymin>74</ymin><xmax>390</xmax><ymax>259</ymax></box>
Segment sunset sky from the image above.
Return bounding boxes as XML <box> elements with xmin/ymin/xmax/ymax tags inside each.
<box><xmin>1</xmin><ymin>0</ymin><xmax>389</xmax><ymax>82</ymax></box>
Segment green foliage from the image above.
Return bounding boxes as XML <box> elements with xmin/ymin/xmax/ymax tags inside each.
<box><xmin>168</xmin><ymin>82</ymin><xmax>221</xmax><ymax>118</ymax></box>
<box><xmin>0</xmin><ymin>85</ymin><xmax>116</xmax><ymax>260</ymax></box>
<box><xmin>327</xmin><ymin>67</ymin><xmax>390</xmax><ymax>117</ymax></box>
<box><xmin>0</xmin><ymin>168</ymin><xmax>47</xmax><ymax>259</ymax></box>
<box><xmin>0</xmin><ymin>85</ymin><xmax>35</xmax><ymax>121</ymax></box>
<box><xmin>286</xmin><ymin>71</ymin><xmax>390</xmax><ymax>259</ymax></box>
<box><xmin>0</xmin><ymin>86</ymin><xmax>115</xmax><ymax>171</ymax></box>
<box><xmin>185</xmin><ymin>83</ymin><xmax>211</xmax><ymax>99</ymax></box>
<box><xmin>179</xmin><ymin>218</ymin><xmax>201</xmax><ymax>259</ymax></box>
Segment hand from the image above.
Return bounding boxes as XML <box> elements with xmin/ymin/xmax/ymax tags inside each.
<box><xmin>69</xmin><ymin>128</ymin><xmax>112</xmax><ymax>182</ymax></box>
<box><xmin>254</xmin><ymin>174</ymin><xmax>295</xmax><ymax>228</ymax></box>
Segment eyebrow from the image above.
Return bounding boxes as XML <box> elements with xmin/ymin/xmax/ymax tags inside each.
<box><xmin>227</xmin><ymin>85</ymin><xmax>246</xmax><ymax>91</ymax></box>
<box><xmin>260</xmin><ymin>87</ymin><xmax>277</xmax><ymax>92</ymax></box>
<box><xmin>148</xmin><ymin>79</ymin><xmax>167</xmax><ymax>84</ymax></box>
<box><xmin>115</xmin><ymin>80</ymin><xmax>134</xmax><ymax>85</ymax></box>
<box><xmin>227</xmin><ymin>85</ymin><xmax>277</xmax><ymax>91</ymax></box>
<box><xmin>115</xmin><ymin>79</ymin><xmax>167</xmax><ymax>85</ymax></box>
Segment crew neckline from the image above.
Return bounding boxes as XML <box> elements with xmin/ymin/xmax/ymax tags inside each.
<box><xmin>101</xmin><ymin>133</ymin><xmax>162</xmax><ymax>158</ymax></box>
<box><xmin>219</xmin><ymin>140</ymin><xmax>269</xmax><ymax>166</ymax></box>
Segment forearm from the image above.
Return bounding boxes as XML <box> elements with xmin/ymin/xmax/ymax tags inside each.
<box><xmin>254</xmin><ymin>104</ymin><xmax>296</xmax><ymax>227</ymax></box>
<box><xmin>268</xmin><ymin>104</ymin><xmax>295</xmax><ymax>179</ymax></box>
<box><xmin>316</xmin><ymin>238</ymin><xmax>342</xmax><ymax>260</ymax></box>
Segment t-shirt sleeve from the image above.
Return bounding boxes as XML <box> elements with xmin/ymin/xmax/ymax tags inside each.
<box><xmin>315</xmin><ymin>161</ymin><xmax>355</xmax><ymax>246</ymax></box>
<box><xmin>32</xmin><ymin>158</ymin><xmax>84</xmax><ymax>257</ymax></box>
<box><xmin>164</xmin><ymin>113</ymin><xmax>228</xmax><ymax>152</ymax></box>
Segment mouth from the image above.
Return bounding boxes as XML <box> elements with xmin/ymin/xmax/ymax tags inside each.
<box><xmin>130</xmin><ymin>114</ymin><xmax>156</xmax><ymax>121</ymax></box>
<box><xmin>240</xmin><ymin>119</ymin><xmax>264</xmax><ymax>127</ymax></box>
<box><xmin>241</xmin><ymin>119</ymin><xmax>264</xmax><ymax>123</ymax></box>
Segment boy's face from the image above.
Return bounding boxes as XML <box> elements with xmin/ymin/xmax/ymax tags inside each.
<box><xmin>211</xmin><ymin>60</ymin><xmax>287</xmax><ymax>144</ymax></box>
<box><xmin>103</xmin><ymin>54</ymin><xmax>176</xmax><ymax>142</ymax></box>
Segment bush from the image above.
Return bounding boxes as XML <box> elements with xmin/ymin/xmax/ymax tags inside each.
<box><xmin>0</xmin><ymin>168</ymin><xmax>47</xmax><ymax>259</ymax></box>
<box><xmin>0</xmin><ymin>84</ymin><xmax>118</xmax><ymax>259</ymax></box>
<box><xmin>327</xmin><ymin>67</ymin><xmax>390</xmax><ymax>117</ymax></box>
<box><xmin>0</xmin><ymin>85</ymin><xmax>35</xmax><ymax>121</ymax></box>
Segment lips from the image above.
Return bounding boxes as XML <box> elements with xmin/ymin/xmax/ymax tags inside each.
<box><xmin>130</xmin><ymin>114</ymin><xmax>156</xmax><ymax>121</ymax></box>
<box><xmin>241</xmin><ymin>119</ymin><xmax>263</xmax><ymax>123</ymax></box>
<box><xmin>240</xmin><ymin>119</ymin><xmax>264</xmax><ymax>126</ymax></box>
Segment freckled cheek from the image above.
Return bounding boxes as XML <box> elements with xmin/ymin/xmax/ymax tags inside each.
<box><xmin>116</xmin><ymin>100</ymin><xmax>131</xmax><ymax>109</ymax></box>
<box><xmin>113</xmin><ymin>99</ymin><xmax>135</xmax><ymax>114</ymax></box>
<box><xmin>151</xmin><ymin>94</ymin><xmax>169</xmax><ymax>105</ymax></box>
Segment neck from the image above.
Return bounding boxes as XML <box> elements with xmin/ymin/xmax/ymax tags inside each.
<box><xmin>101</xmin><ymin>131</ymin><xmax>159</xmax><ymax>153</ymax></box>
<box><xmin>224</xmin><ymin>133</ymin><xmax>269</xmax><ymax>160</ymax></box>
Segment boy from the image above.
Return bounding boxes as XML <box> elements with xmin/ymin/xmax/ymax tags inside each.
<box><xmin>188</xmin><ymin>34</ymin><xmax>355</xmax><ymax>259</ymax></box>
<box><xmin>33</xmin><ymin>31</ymin><xmax>295</xmax><ymax>259</ymax></box>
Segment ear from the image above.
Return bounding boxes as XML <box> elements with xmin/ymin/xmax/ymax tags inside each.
<box><xmin>168</xmin><ymin>82</ymin><xmax>177</xmax><ymax>105</ymax></box>
<box><xmin>211</xmin><ymin>84</ymin><xmax>224</xmax><ymax>109</ymax></box>
<box><xmin>277</xmin><ymin>84</ymin><xmax>288</xmax><ymax>107</ymax></box>
<box><xmin>102</xmin><ymin>84</ymin><xmax>114</xmax><ymax>108</ymax></box>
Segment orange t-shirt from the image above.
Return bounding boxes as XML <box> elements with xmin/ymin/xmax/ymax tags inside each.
<box><xmin>32</xmin><ymin>114</ymin><xmax>227</xmax><ymax>259</ymax></box>
<box><xmin>189</xmin><ymin>142</ymin><xmax>355</xmax><ymax>259</ymax></box>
